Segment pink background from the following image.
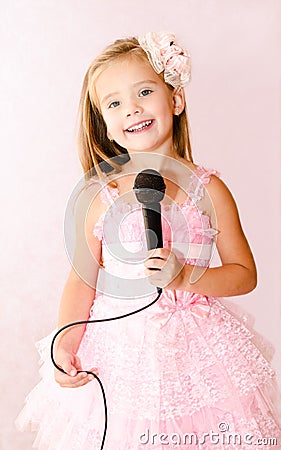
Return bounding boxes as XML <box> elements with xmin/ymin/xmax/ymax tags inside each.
<box><xmin>1</xmin><ymin>1</ymin><xmax>280</xmax><ymax>448</ymax></box>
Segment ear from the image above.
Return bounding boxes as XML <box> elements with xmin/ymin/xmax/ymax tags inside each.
<box><xmin>172</xmin><ymin>87</ymin><xmax>185</xmax><ymax>115</ymax></box>
<box><xmin>107</xmin><ymin>132</ymin><xmax>113</xmax><ymax>142</ymax></box>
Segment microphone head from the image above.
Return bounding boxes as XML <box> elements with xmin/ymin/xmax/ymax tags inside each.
<box><xmin>133</xmin><ymin>169</ymin><xmax>166</xmax><ymax>204</ymax></box>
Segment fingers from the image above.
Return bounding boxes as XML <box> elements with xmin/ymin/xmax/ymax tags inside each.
<box><xmin>144</xmin><ymin>248</ymin><xmax>174</xmax><ymax>272</ymax></box>
<box><xmin>146</xmin><ymin>248</ymin><xmax>170</xmax><ymax>260</ymax></box>
<box><xmin>144</xmin><ymin>248</ymin><xmax>183</xmax><ymax>289</ymax></box>
<box><xmin>60</xmin><ymin>355</ymin><xmax>82</xmax><ymax>377</ymax></box>
<box><xmin>54</xmin><ymin>348</ymin><xmax>99</xmax><ymax>388</ymax></box>
<box><xmin>55</xmin><ymin>367</ymin><xmax>99</xmax><ymax>388</ymax></box>
<box><xmin>144</xmin><ymin>248</ymin><xmax>169</xmax><ymax>271</ymax></box>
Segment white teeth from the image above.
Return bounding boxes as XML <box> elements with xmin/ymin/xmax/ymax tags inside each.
<box><xmin>127</xmin><ymin>120</ymin><xmax>152</xmax><ymax>132</ymax></box>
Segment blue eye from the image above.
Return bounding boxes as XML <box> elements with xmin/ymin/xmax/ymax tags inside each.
<box><xmin>108</xmin><ymin>101</ymin><xmax>120</xmax><ymax>109</ymax></box>
<box><xmin>140</xmin><ymin>89</ymin><xmax>152</xmax><ymax>97</ymax></box>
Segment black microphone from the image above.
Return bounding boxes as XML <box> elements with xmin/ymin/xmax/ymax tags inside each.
<box><xmin>133</xmin><ymin>169</ymin><xmax>166</xmax><ymax>251</ymax></box>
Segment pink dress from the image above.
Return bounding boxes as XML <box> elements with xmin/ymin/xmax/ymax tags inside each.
<box><xmin>16</xmin><ymin>165</ymin><xmax>281</xmax><ymax>449</ymax></box>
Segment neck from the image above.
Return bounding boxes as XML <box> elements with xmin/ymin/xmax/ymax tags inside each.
<box><xmin>123</xmin><ymin>151</ymin><xmax>180</xmax><ymax>174</ymax></box>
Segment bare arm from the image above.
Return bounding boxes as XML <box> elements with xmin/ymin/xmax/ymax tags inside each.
<box><xmin>183</xmin><ymin>175</ymin><xmax>257</xmax><ymax>297</ymax></box>
<box><xmin>56</xmin><ymin>267</ymin><xmax>98</xmax><ymax>354</ymax></box>
<box><xmin>55</xmin><ymin>187</ymin><xmax>104</xmax><ymax>386</ymax></box>
<box><xmin>145</xmin><ymin>175</ymin><xmax>257</xmax><ymax>297</ymax></box>
<box><xmin>56</xmin><ymin>185</ymin><xmax>103</xmax><ymax>350</ymax></box>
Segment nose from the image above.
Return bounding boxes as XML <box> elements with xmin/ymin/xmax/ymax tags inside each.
<box><xmin>125</xmin><ymin>99</ymin><xmax>143</xmax><ymax>117</ymax></box>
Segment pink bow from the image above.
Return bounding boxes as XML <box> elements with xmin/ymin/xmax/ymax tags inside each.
<box><xmin>189</xmin><ymin>293</ymin><xmax>211</xmax><ymax>319</ymax></box>
<box><xmin>148</xmin><ymin>290</ymin><xmax>210</xmax><ymax>328</ymax></box>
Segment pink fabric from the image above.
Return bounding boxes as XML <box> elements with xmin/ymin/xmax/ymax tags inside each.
<box><xmin>16</xmin><ymin>165</ymin><xmax>281</xmax><ymax>449</ymax></box>
<box><xmin>138</xmin><ymin>31</ymin><xmax>191</xmax><ymax>88</ymax></box>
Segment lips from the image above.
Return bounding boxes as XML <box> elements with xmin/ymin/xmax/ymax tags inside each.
<box><xmin>125</xmin><ymin>120</ymin><xmax>154</xmax><ymax>133</ymax></box>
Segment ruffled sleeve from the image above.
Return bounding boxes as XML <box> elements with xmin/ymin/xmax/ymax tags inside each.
<box><xmin>100</xmin><ymin>185</ymin><xmax>119</xmax><ymax>206</ymax></box>
<box><xmin>93</xmin><ymin>184</ymin><xmax>120</xmax><ymax>240</ymax></box>
<box><xmin>195</xmin><ymin>166</ymin><xmax>220</xmax><ymax>184</ymax></box>
<box><xmin>93</xmin><ymin>213</ymin><xmax>105</xmax><ymax>241</ymax></box>
<box><xmin>187</xmin><ymin>165</ymin><xmax>220</xmax><ymax>203</ymax></box>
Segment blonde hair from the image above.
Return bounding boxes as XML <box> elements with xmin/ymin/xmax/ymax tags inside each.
<box><xmin>77</xmin><ymin>37</ymin><xmax>193</xmax><ymax>180</ymax></box>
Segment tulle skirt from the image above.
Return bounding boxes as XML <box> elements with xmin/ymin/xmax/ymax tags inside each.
<box><xmin>16</xmin><ymin>293</ymin><xmax>281</xmax><ymax>449</ymax></box>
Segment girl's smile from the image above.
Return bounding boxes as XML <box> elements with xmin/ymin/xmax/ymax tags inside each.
<box><xmin>94</xmin><ymin>56</ymin><xmax>185</xmax><ymax>157</ymax></box>
<box><xmin>125</xmin><ymin>119</ymin><xmax>154</xmax><ymax>133</ymax></box>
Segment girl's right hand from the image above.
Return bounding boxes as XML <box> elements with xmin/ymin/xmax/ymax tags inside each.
<box><xmin>54</xmin><ymin>347</ymin><xmax>99</xmax><ymax>388</ymax></box>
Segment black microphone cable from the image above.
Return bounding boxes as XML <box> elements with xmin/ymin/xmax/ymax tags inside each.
<box><xmin>50</xmin><ymin>287</ymin><xmax>162</xmax><ymax>450</ymax></box>
<box><xmin>51</xmin><ymin>169</ymin><xmax>166</xmax><ymax>449</ymax></box>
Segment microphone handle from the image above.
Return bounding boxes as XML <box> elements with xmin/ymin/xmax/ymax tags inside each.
<box><xmin>142</xmin><ymin>203</ymin><xmax>163</xmax><ymax>250</ymax></box>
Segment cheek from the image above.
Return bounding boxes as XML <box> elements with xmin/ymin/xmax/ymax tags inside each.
<box><xmin>102</xmin><ymin>112</ymin><xmax>120</xmax><ymax>132</ymax></box>
<box><xmin>159</xmin><ymin>98</ymin><xmax>174</xmax><ymax>117</ymax></box>
<box><xmin>101</xmin><ymin>114</ymin><xmax>114</xmax><ymax>135</ymax></box>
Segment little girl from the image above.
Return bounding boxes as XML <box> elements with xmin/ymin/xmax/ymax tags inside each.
<box><xmin>16</xmin><ymin>32</ymin><xmax>281</xmax><ymax>449</ymax></box>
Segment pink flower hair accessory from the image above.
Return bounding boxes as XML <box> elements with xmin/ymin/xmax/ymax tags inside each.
<box><xmin>138</xmin><ymin>31</ymin><xmax>191</xmax><ymax>88</ymax></box>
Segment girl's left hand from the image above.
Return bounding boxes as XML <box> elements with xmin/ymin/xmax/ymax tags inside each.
<box><xmin>144</xmin><ymin>248</ymin><xmax>184</xmax><ymax>289</ymax></box>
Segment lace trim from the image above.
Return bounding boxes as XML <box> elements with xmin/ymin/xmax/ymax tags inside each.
<box><xmin>98</xmin><ymin>165</ymin><xmax>220</xmax><ymax>206</ymax></box>
<box><xmin>187</xmin><ymin>166</ymin><xmax>220</xmax><ymax>203</ymax></box>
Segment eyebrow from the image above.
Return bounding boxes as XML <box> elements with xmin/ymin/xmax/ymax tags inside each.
<box><xmin>101</xmin><ymin>91</ymin><xmax>119</xmax><ymax>105</ymax></box>
<box><xmin>100</xmin><ymin>80</ymin><xmax>158</xmax><ymax>105</ymax></box>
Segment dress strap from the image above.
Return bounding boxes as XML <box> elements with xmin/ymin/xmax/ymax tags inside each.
<box><xmin>85</xmin><ymin>177</ymin><xmax>120</xmax><ymax>206</ymax></box>
<box><xmin>187</xmin><ymin>165</ymin><xmax>220</xmax><ymax>203</ymax></box>
<box><xmin>92</xmin><ymin>166</ymin><xmax>220</xmax><ymax>206</ymax></box>
<box><xmin>100</xmin><ymin>183</ymin><xmax>120</xmax><ymax>206</ymax></box>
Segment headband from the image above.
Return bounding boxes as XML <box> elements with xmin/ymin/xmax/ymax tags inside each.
<box><xmin>138</xmin><ymin>31</ymin><xmax>191</xmax><ymax>88</ymax></box>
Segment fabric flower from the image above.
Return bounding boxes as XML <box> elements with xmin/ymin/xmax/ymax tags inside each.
<box><xmin>138</xmin><ymin>31</ymin><xmax>191</xmax><ymax>88</ymax></box>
